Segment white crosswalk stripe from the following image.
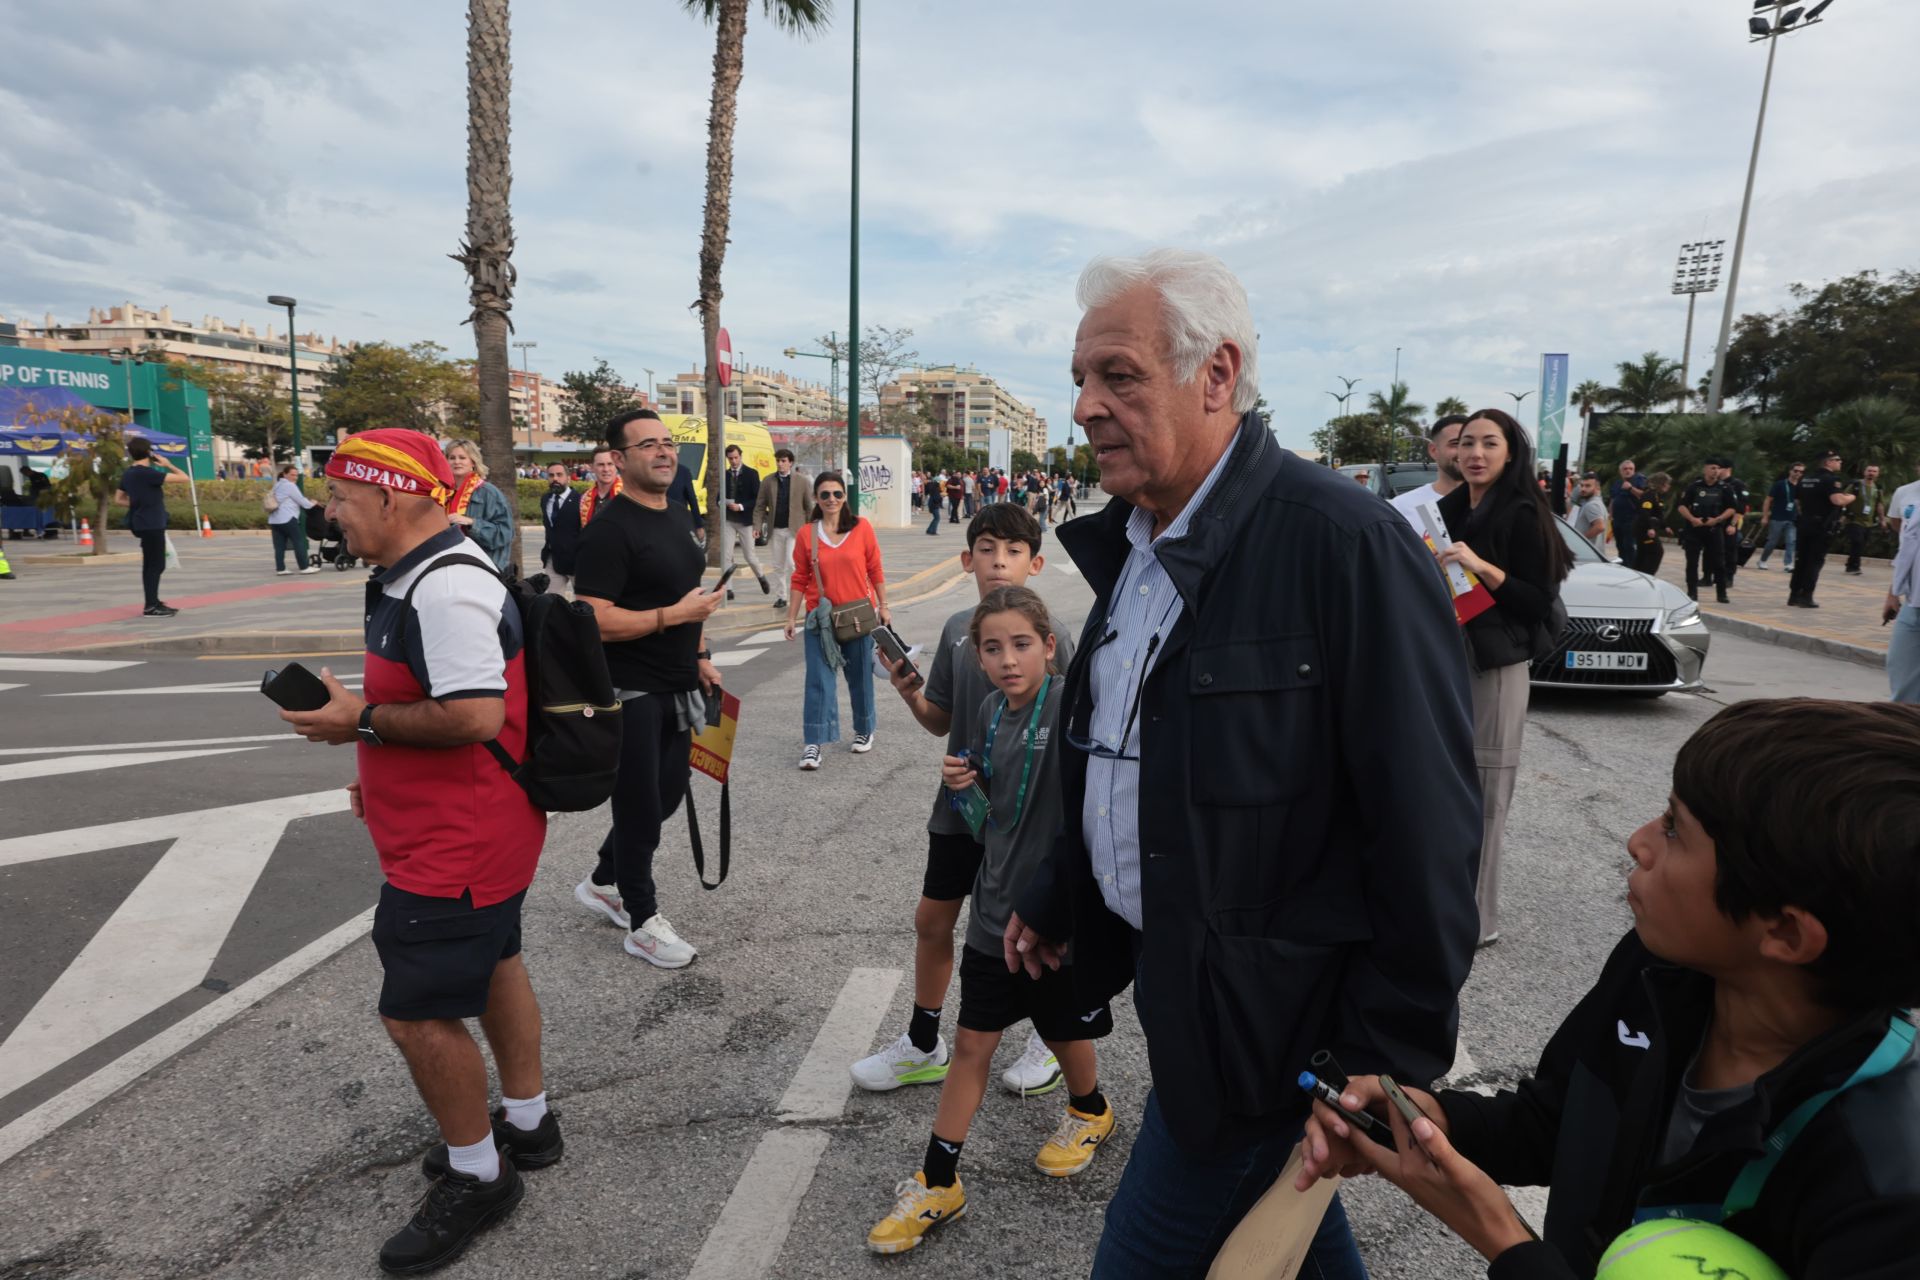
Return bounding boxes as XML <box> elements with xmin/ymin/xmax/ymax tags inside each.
<box><xmin>709</xmin><ymin>649</ymin><xmax>762</xmax><ymax>668</ymax></box>
<box><xmin>0</xmin><ymin>789</ymin><xmax>352</xmax><ymax>1101</ymax></box>
<box><xmin>51</xmin><ymin>674</ymin><xmax>363</xmax><ymax>698</ymax></box>
<box><xmin>0</xmin><ymin>733</ymin><xmax>296</xmax><ymax>758</ymax></box>
<box><xmin>738</xmin><ymin>629</ymin><xmax>789</xmax><ymax>646</ymax></box>
<box><xmin>0</xmin><ymin>657</ymin><xmax>144</xmax><ymax>674</ymax></box>
<box><xmin>0</xmin><ymin>746</ymin><xmax>268</xmax><ymax>785</ymax></box>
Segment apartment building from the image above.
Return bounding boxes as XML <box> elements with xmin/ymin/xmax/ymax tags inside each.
<box><xmin>656</xmin><ymin>365</ymin><xmax>834</xmax><ymax>424</ymax></box>
<box><xmin>879</xmin><ymin>365</ymin><xmax>1045</xmax><ymax>457</ymax></box>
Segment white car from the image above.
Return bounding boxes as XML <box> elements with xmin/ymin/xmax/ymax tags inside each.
<box><xmin>1529</xmin><ymin>520</ymin><xmax>1711</xmax><ymax>695</ymax></box>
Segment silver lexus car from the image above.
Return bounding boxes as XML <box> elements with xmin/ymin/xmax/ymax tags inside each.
<box><xmin>1529</xmin><ymin>520</ymin><xmax>1711</xmax><ymax>695</ymax></box>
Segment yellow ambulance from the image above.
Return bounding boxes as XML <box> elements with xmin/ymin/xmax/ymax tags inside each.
<box><xmin>661</xmin><ymin>414</ymin><xmax>777</xmax><ymax>498</ymax></box>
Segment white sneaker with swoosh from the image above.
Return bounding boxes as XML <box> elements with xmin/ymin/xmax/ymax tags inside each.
<box><xmin>625</xmin><ymin>914</ymin><xmax>696</xmax><ymax>968</ymax></box>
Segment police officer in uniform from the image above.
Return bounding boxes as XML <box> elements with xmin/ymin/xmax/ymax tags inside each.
<box><xmin>1789</xmin><ymin>448</ymin><xmax>1858</xmax><ymax>609</ymax></box>
<box><xmin>1677</xmin><ymin>458</ymin><xmax>1737</xmax><ymax>603</ymax></box>
<box><xmin>1717</xmin><ymin>456</ymin><xmax>1752</xmax><ymax>590</ymax></box>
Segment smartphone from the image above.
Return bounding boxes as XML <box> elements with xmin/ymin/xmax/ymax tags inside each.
<box><xmin>710</xmin><ymin>565</ymin><xmax>741</xmax><ymax>593</ymax></box>
<box><xmin>947</xmin><ymin>749</ymin><xmax>991</xmax><ymax>838</ymax></box>
<box><xmin>1378</xmin><ymin>1075</ymin><xmax>1431</xmax><ymax>1132</ymax></box>
<box><xmin>261</xmin><ymin>663</ymin><xmax>331</xmax><ymax>712</ymax></box>
<box><xmin>874</xmin><ymin>624</ymin><xmax>919</xmax><ymax>684</ymax></box>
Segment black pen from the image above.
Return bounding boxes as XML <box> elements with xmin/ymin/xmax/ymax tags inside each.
<box><xmin>1298</xmin><ymin>1072</ymin><xmax>1395</xmax><ymax>1150</ymax></box>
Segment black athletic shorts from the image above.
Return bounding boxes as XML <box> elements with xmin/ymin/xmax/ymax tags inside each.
<box><xmin>957</xmin><ymin>944</ymin><xmax>1113</xmax><ymax>1042</ymax></box>
<box><xmin>922</xmin><ymin>830</ymin><xmax>988</xmax><ymax>901</ymax></box>
<box><xmin>371</xmin><ymin>882</ymin><xmax>525</xmax><ymax>1021</ymax></box>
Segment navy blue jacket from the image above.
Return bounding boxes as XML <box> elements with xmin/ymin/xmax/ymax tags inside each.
<box><xmin>1019</xmin><ymin>415</ymin><xmax>1483</xmax><ymax>1153</ymax></box>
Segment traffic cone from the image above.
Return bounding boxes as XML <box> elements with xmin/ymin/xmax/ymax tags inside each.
<box><xmin>0</xmin><ymin>542</ymin><xmax>13</xmax><ymax>579</ymax></box>
<box><xmin>200</xmin><ymin>515</ymin><xmax>214</xmax><ymax>539</ymax></box>
<box><xmin>79</xmin><ymin>518</ymin><xmax>93</xmax><ymax>549</ymax></box>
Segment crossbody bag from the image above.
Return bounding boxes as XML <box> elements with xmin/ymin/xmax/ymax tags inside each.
<box><xmin>809</xmin><ymin>520</ymin><xmax>879</xmax><ymax>643</ymax></box>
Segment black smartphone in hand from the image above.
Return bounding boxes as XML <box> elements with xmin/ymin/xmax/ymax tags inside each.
<box><xmin>261</xmin><ymin>663</ymin><xmax>331</xmax><ymax>712</ymax></box>
<box><xmin>875</xmin><ymin>624</ymin><xmax>919</xmax><ymax>685</ymax></box>
<box><xmin>711</xmin><ymin>565</ymin><xmax>741</xmax><ymax>593</ymax></box>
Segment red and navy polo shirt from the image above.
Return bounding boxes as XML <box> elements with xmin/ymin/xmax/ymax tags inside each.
<box><xmin>361</xmin><ymin>527</ymin><xmax>546</xmax><ymax>906</ymax></box>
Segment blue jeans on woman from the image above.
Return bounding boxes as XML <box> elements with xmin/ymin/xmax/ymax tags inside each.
<box><xmin>1092</xmin><ymin>1090</ymin><xmax>1369</xmax><ymax>1279</ymax></box>
<box><xmin>802</xmin><ymin>630</ymin><xmax>875</xmax><ymax>745</ymax></box>
<box><xmin>270</xmin><ymin>520</ymin><xmax>309</xmax><ymax>572</ymax></box>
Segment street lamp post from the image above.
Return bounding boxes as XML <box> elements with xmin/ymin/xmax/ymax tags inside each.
<box><xmin>266</xmin><ymin>295</ymin><xmax>302</xmax><ymax>469</ymax></box>
<box><xmin>512</xmin><ymin>340</ymin><xmax>538</xmax><ymax>450</ymax></box>
<box><xmin>643</xmin><ymin>368</ymin><xmax>656</xmax><ymax>406</ymax></box>
<box><xmin>1705</xmin><ymin>0</ymin><xmax>1836</xmax><ymax>414</ymax></box>
<box><xmin>1325</xmin><ymin>376</ymin><xmax>1361</xmax><ymax>467</ymax></box>
<box><xmin>783</xmin><ymin>334</ymin><xmax>842</xmax><ymax>441</ymax></box>
<box><xmin>1507</xmin><ymin>390</ymin><xmax>1534</xmax><ymax>414</ymax></box>
<box><xmin>845</xmin><ymin>0</ymin><xmax>863</xmax><ymax>508</ymax></box>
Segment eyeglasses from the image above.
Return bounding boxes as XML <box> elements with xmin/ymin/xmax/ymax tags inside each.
<box><xmin>620</xmin><ymin>438</ymin><xmax>676</xmax><ymax>454</ymax></box>
<box><xmin>1065</xmin><ymin>628</ymin><xmax>1153</xmax><ymax>761</ymax></box>
<box><xmin>817</xmin><ymin>490</ymin><xmax>846</xmax><ymax>500</ymax></box>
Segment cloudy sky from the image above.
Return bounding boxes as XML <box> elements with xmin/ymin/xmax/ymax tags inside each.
<box><xmin>3</xmin><ymin>1</ymin><xmax>1916</xmax><ymax>452</ymax></box>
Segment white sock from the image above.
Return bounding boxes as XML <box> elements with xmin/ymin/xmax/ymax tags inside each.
<box><xmin>446</xmin><ymin>1133</ymin><xmax>501</xmax><ymax>1183</ymax></box>
<box><xmin>501</xmin><ymin>1091</ymin><xmax>548</xmax><ymax>1132</ymax></box>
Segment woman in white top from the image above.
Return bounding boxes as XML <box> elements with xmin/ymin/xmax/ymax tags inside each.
<box><xmin>268</xmin><ymin>464</ymin><xmax>320</xmax><ymax>575</ymax></box>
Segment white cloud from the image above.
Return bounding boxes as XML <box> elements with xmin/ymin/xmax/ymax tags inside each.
<box><xmin>1</xmin><ymin>0</ymin><xmax>1914</xmax><ymax>454</ymax></box>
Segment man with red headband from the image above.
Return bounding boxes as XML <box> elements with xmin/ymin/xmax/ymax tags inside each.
<box><xmin>282</xmin><ymin>428</ymin><xmax>557</xmax><ymax>1275</ymax></box>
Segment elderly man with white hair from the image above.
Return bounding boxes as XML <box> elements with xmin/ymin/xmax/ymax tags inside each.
<box><xmin>1003</xmin><ymin>250</ymin><xmax>1483</xmax><ymax>1276</ymax></box>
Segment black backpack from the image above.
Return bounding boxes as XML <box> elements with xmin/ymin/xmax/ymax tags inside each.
<box><xmin>402</xmin><ymin>554</ymin><xmax>622</xmax><ymax>812</ymax></box>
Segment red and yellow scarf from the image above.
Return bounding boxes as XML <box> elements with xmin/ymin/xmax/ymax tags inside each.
<box><xmin>446</xmin><ymin>473</ymin><xmax>484</xmax><ymax>516</ymax></box>
<box><xmin>579</xmin><ymin>478</ymin><xmax>621</xmax><ymax>526</ymax></box>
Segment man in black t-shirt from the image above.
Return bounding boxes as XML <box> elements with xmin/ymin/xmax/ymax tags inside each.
<box><xmin>573</xmin><ymin>408</ymin><xmax>724</xmax><ymax>969</ymax></box>
<box><xmin>114</xmin><ymin>435</ymin><xmax>185</xmax><ymax>616</ymax></box>
<box><xmin>1716</xmin><ymin>456</ymin><xmax>1752</xmax><ymax>590</ymax></box>
<box><xmin>1789</xmin><ymin>449</ymin><xmax>1857</xmax><ymax>609</ymax></box>
<box><xmin>1676</xmin><ymin>460</ymin><xmax>1737</xmax><ymax>603</ymax></box>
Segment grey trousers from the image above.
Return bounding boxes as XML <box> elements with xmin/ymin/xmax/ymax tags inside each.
<box><xmin>1467</xmin><ymin>660</ymin><xmax>1530</xmax><ymax>942</ymax></box>
<box><xmin>722</xmin><ymin>521</ymin><xmax>766</xmax><ymax>581</ymax></box>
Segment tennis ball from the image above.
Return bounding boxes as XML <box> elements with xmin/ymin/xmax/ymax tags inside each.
<box><xmin>1598</xmin><ymin>1219</ymin><xmax>1788</xmax><ymax>1280</ymax></box>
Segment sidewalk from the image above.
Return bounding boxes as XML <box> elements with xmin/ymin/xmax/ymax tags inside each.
<box><xmin>1641</xmin><ymin>541</ymin><xmax>1893</xmax><ymax>668</ymax></box>
<box><xmin>0</xmin><ymin>522</ymin><xmax>981</xmax><ymax>657</ymax></box>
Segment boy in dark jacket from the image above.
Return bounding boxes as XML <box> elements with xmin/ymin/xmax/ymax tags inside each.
<box><xmin>1298</xmin><ymin>699</ymin><xmax>1920</xmax><ymax>1279</ymax></box>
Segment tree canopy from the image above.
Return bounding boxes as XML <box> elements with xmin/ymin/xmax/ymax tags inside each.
<box><xmin>556</xmin><ymin>358</ymin><xmax>647</xmax><ymax>443</ymax></box>
<box><xmin>1718</xmin><ymin>268</ymin><xmax>1920</xmax><ymax>422</ymax></box>
<box><xmin>315</xmin><ymin>341</ymin><xmax>478</xmax><ymax>437</ymax></box>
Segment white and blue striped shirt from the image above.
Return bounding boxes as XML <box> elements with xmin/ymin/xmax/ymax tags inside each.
<box><xmin>1082</xmin><ymin>432</ymin><xmax>1241</xmax><ymax>929</ymax></box>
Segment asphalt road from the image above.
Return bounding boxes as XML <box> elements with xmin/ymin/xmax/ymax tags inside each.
<box><xmin>0</xmin><ymin>541</ymin><xmax>1891</xmax><ymax>1279</ymax></box>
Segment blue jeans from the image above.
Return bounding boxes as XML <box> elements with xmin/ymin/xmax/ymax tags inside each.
<box><xmin>1890</xmin><ymin>605</ymin><xmax>1920</xmax><ymax>705</ymax></box>
<box><xmin>1756</xmin><ymin>519</ymin><xmax>1795</xmax><ymax>568</ymax></box>
<box><xmin>927</xmin><ymin>503</ymin><xmax>941</xmax><ymax>534</ymax></box>
<box><xmin>1093</xmin><ymin>1090</ymin><xmax>1369</xmax><ymax>1280</ymax></box>
<box><xmin>802</xmin><ymin>629</ymin><xmax>875</xmax><ymax>744</ymax></box>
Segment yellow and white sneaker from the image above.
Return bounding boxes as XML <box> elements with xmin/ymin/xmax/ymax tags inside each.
<box><xmin>866</xmin><ymin>1171</ymin><xmax>966</xmax><ymax>1255</ymax></box>
<box><xmin>1034</xmin><ymin>1105</ymin><xmax>1114</xmax><ymax>1177</ymax></box>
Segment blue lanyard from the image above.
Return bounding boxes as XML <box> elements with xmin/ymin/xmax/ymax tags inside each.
<box><xmin>1633</xmin><ymin>1015</ymin><xmax>1915</xmax><ymax>1226</ymax></box>
<box><xmin>981</xmin><ymin>676</ymin><xmax>1051</xmax><ymax>832</ymax></box>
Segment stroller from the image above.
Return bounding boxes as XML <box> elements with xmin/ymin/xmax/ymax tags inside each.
<box><xmin>307</xmin><ymin>506</ymin><xmax>357</xmax><ymax>570</ymax></box>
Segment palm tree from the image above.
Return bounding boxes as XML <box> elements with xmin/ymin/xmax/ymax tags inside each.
<box><xmin>1433</xmin><ymin>396</ymin><xmax>1469</xmax><ymax>418</ymax></box>
<box><xmin>1606</xmin><ymin>353</ymin><xmax>1687</xmax><ymax>414</ymax></box>
<box><xmin>454</xmin><ymin>0</ymin><xmax>520</xmax><ymax>572</ymax></box>
<box><xmin>1366</xmin><ymin>381</ymin><xmax>1426</xmax><ymax>461</ymax></box>
<box><xmin>686</xmin><ymin>0</ymin><xmax>832</xmax><ymax>561</ymax></box>
<box><xmin>1817</xmin><ymin>397</ymin><xmax>1920</xmax><ymax>475</ymax></box>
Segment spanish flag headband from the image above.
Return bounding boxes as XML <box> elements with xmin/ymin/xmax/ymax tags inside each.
<box><xmin>325</xmin><ymin>429</ymin><xmax>455</xmax><ymax>504</ymax></box>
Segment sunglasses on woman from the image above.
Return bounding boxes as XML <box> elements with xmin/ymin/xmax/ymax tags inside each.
<box><xmin>817</xmin><ymin>490</ymin><xmax>846</xmax><ymax>500</ymax></box>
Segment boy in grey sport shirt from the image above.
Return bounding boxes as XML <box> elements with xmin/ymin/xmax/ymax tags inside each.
<box><xmin>849</xmin><ymin>504</ymin><xmax>1069</xmax><ymax>1096</ymax></box>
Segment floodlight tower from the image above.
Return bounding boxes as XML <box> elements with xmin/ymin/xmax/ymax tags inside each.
<box><xmin>1672</xmin><ymin>240</ymin><xmax>1726</xmax><ymax>412</ymax></box>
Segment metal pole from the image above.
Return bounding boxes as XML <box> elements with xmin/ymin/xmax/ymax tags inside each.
<box><xmin>284</xmin><ymin>301</ymin><xmax>302</xmax><ymax>468</ymax></box>
<box><xmin>1706</xmin><ymin>16</ymin><xmax>1782</xmax><ymax>414</ymax></box>
<box><xmin>514</xmin><ymin>340</ymin><xmax>537</xmax><ymax>448</ymax></box>
<box><xmin>845</xmin><ymin>0</ymin><xmax>862</xmax><ymax>508</ymax></box>
<box><xmin>1677</xmin><ymin>292</ymin><xmax>1698</xmax><ymax>414</ymax></box>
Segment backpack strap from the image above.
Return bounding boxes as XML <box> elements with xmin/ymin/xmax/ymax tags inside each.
<box><xmin>395</xmin><ymin>551</ymin><xmax>521</xmax><ymax>775</ymax></box>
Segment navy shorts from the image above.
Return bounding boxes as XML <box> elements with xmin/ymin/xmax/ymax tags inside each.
<box><xmin>371</xmin><ymin>883</ymin><xmax>525</xmax><ymax>1021</ymax></box>
<box><xmin>922</xmin><ymin>830</ymin><xmax>987</xmax><ymax>902</ymax></box>
<box><xmin>957</xmin><ymin>945</ymin><xmax>1113</xmax><ymax>1042</ymax></box>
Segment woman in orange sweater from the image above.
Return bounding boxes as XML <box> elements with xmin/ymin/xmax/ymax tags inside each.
<box><xmin>785</xmin><ymin>471</ymin><xmax>893</xmax><ymax>771</ymax></box>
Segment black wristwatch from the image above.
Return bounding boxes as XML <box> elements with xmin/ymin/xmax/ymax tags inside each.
<box><xmin>357</xmin><ymin>705</ymin><xmax>384</xmax><ymax>747</ymax></box>
<box><xmin>696</xmin><ymin>649</ymin><xmax>713</xmax><ymax>661</ymax></box>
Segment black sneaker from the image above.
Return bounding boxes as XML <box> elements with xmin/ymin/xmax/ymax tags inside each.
<box><xmin>141</xmin><ymin>604</ymin><xmax>178</xmax><ymax>617</ymax></box>
<box><xmin>421</xmin><ymin>1109</ymin><xmax>563</xmax><ymax>1179</ymax></box>
<box><xmin>379</xmin><ymin>1156</ymin><xmax>524</xmax><ymax>1275</ymax></box>
<box><xmin>1801</xmin><ymin>598</ymin><xmax>1820</xmax><ymax>609</ymax></box>
<box><xmin>1716</xmin><ymin>588</ymin><xmax>1729</xmax><ymax>603</ymax></box>
<box><xmin>758</xmin><ymin>574</ymin><xmax>771</xmax><ymax>595</ymax></box>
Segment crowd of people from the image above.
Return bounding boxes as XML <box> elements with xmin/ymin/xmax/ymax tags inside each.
<box><xmin>913</xmin><ymin>466</ymin><xmax>1081</xmax><ymax>533</ymax></box>
<box><xmin>264</xmin><ymin>250</ymin><xmax>1915</xmax><ymax>1280</ymax></box>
